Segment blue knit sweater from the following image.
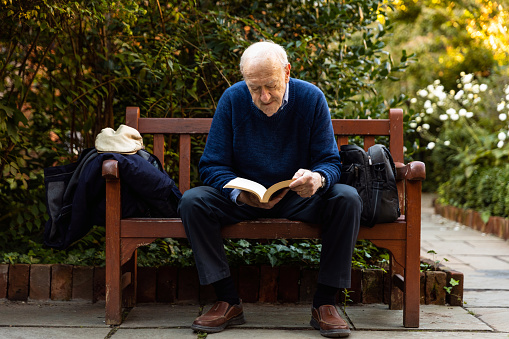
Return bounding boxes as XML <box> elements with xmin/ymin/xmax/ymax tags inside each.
<box><xmin>199</xmin><ymin>77</ymin><xmax>341</xmax><ymax>199</ymax></box>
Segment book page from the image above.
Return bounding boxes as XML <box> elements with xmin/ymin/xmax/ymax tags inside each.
<box><xmin>223</xmin><ymin>177</ymin><xmax>267</xmax><ymax>201</ymax></box>
<box><xmin>263</xmin><ymin>180</ymin><xmax>294</xmax><ymax>202</ymax></box>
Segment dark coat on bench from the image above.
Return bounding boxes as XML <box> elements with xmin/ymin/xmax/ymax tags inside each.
<box><xmin>44</xmin><ymin>149</ymin><xmax>181</xmax><ymax>250</ymax></box>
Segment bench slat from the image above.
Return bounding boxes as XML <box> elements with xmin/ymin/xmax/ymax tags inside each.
<box><xmin>120</xmin><ymin>217</ymin><xmax>407</xmax><ymax>240</ymax></box>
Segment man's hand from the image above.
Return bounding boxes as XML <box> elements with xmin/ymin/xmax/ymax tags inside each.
<box><xmin>237</xmin><ymin>188</ymin><xmax>290</xmax><ymax>209</ymax></box>
<box><xmin>289</xmin><ymin>169</ymin><xmax>322</xmax><ymax>198</ymax></box>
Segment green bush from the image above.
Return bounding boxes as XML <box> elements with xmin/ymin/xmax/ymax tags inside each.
<box><xmin>1</xmin><ymin>0</ymin><xmax>412</xmax><ymax>266</ymax></box>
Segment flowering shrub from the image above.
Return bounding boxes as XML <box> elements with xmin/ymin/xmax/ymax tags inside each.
<box><xmin>407</xmin><ymin>72</ymin><xmax>509</xmax><ymax>217</ymax></box>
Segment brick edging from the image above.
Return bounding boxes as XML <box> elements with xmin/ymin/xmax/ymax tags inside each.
<box><xmin>0</xmin><ymin>263</ymin><xmax>463</xmax><ymax>307</ymax></box>
<box><xmin>434</xmin><ymin>202</ymin><xmax>509</xmax><ymax>241</ymax></box>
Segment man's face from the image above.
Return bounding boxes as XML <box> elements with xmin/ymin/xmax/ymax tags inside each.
<box><xmin>243</xmin><ymin>59</ymin><xmax>291</xmax><ymax>117</ymax></box>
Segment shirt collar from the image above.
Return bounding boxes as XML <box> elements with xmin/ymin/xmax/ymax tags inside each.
<box><xmin>279</xmin><ymin>82</ymin><xmax>289</xmax><ymax>111</ymax></box>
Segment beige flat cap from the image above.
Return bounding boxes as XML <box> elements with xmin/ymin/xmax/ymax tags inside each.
<box><xmin>95</xmin><ymin>124</ymin><xmax>143</xmax><ymax>154</ymax></box>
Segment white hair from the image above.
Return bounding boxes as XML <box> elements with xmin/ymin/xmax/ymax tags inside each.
<box><xmin>240</xmin><ymin>41</ymin><xmax>289</xmax><ymax>75</ymax></box>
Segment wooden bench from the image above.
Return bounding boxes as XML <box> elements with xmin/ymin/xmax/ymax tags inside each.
<box><xmin>102</xmin><ymin>106</ymin><xmax>425</xmax><ymax>327</ymax></box>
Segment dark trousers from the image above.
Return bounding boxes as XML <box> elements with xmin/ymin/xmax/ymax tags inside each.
<box><xmin>178</xmin><ymin>184</ymin><xmax>361</xmax><ymax>289</ymax></box>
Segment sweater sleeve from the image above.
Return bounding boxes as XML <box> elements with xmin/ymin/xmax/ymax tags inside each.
<box><xmin>308</xmin><ymin>91</ymin><xmax>342</xmax><ymax>194</ymax></box>
<box><xmin>198</xmin><ymin>92</ymin><xmax>238</xmax><ymax>199</ymax></box>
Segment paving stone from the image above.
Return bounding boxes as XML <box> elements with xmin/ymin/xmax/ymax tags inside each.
<box><xmin>29</xmin><ymin>264</ymin><xmax>51</xmax><ymax>301</ymax></box>
<box><xmin>0</xmin><ymin>327</ymin><xmax>111</xmax><ymax>339</ymax></box>
<box><xmin>468</xmin><ymin>307</ymin><xmax>509</xmax><ymax>332</ymax></box>
<box><xmin>240</xmin><ymin>303</ymin><xmax>317</xmax><ymax>329</ymax></box>
<box><xmin>206</xmin><ymin>328</ymin><xmax>322</xmax><ymax>338</ymax></box>
<box><xmin>347</xmin><ymin>331</ymin><xmax>507</xmax><ymax>338</ymax></box>
<box><xmin>121</xmin><ymin>303</ymin><xmax>198</xmax><ymax>328</ymax></box>
<box><xmin>208</xmin><ymin>329</ymin><xmax>507</xmax><ymax>338</ymax></box>
<box><xmin>0</xmin><ymin>301</ymin><xmax>108</xmax><ymax>327</ymax></box>
<box><xmin>462</xmin><ymin>270</ymin><xmax>509</xmax><ymax>290</ymax></box>
<box><xmin>113</xmin><ymin>328</ymin><xmax>197</xmax><ymax>338</ymax></box>
<box><xmin>344</xmin><ymin>304</ymin><xmax>492</xmax><ymax>331</ymax></box>
<box><xmin>463</xmin><ymin>290</ymin><xmax>509</xmax><ymax>308</ymax></box>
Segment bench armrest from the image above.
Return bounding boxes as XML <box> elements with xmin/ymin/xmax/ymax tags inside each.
<box><xmin>395</xmin><ymin>161</ymin><xmax>426</xmax><ymax>181</ymax></box>
<box><xmin>102</xmin><ymin>159</ymin><xmax>119</xmax><ymax>179</ymax></box>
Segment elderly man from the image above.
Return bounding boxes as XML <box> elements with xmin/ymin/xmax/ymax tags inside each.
<box><xmin>178</xmin><ymin>41</ymin><xmax>361</xmax><ymax>338</ymax></box>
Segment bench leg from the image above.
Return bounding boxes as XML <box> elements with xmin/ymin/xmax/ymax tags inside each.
<box><xmin>389</xmin><ymin>258</ymin><xmax>404</xmax><ymax>310</ymax></box>
<box><xmin>403</xmin><ymin>180</ymin><xmax>422</xmax><ymax>328</ymax></box>
<box><xmin>105</xmin><ymin>178</ymin><xmax>122</xmax><ymax>325</ymax></box>
<box><xmin>122</xmin><ymin>249</ymin><xmax>138</xmax><ymax>307</ymax></box>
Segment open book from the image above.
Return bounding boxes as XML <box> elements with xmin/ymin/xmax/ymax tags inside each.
<box><xmin>223</xmin><ymin>177</ymin><xmax>294</xmax><ymax>203</ymax></box>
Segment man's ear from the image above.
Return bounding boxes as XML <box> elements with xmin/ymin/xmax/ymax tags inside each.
<box><xmin>285</xmin><ymin>64</ymin><xmax>291</xmax><ymax>82</ymax></box>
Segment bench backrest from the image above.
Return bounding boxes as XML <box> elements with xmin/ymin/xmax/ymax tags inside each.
<box><xmin>125</xmin><ymin>107</ymin><xmax>404</xmax><ymax>193</ymax></box>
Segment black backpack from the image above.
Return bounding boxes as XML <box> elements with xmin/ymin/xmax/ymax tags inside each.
<box><xmin>339</xmin><ymin>144</ymin><xmax>400</xmax><ymax>228</ymax></box>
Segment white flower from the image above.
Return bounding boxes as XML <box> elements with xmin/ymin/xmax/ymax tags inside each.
<box><xmin>499</xmin><ymin>113</ymin><xmax>507</xmax><ymax>121</ymax></box>
<box><xmin>434</xmin><ymin>79</ymin><xmax>441</xmax><ymax>85</ymax></box>
<box><xmin>439</xmin><ymin>114</ymin><xmax>448</xmax><ymax>121</ymax></box>
<box><xmin>466</xmin><ymin>112</ymin><xmax>474</xmax><ymax>118</ymax></box>
<box><xmin>468</xmin><ymin>93</ymin><xmax>474</xmax><ymax>99</ymax></box>
<box><xmin>473</xmin><ymin>97</ymin><xmax>481</xmax><ymax>104</ymax></box>
<box><xmin>498</xmin><ymin>132</ymin><xmax>507</xmax><ymax>141</ymax></box>
<box><xmin>418</xmin><ymin>89</ymin><xmax>428</xmax><ymax>97</ymax></box>
<box><xmin>462</xmin><ymin>73</ymin><xmax>474</xmax><ymax>84</ymax></box>
<box><xmin>415</xmin><ymin>116</ymin><xmax>422</xmax><ymax>123</ymax></box>
<box><xmin>409</xmin><ymin>122</ymin><xmax>417</xmax><ymax>128</ymax></box>
<box><xmin>424</xmin><ymin>100</ymin><xmax>432</xmax><ymax>108</ymax></box>
<box><xmin>410</xmin><ymin>98</ymin><xmax>417</xmax><ymax>103</ymax></box>
<box><xmin>464</xmin><ymin>83</ymin><xmax>473</xmax><ymax>91</ymax></box>
<box><xmin>472</xmin><ymin>84</ymin><xmax>480</xmax><ymax>93</ymax></box>
<box><xmin>497</xmin><ymin>102</ymin><xmax>505</xmax><ymax>111</ymax></box>
<box><xmin>480</xmin><ymin>84</ymin><xmax>488</xmax><ymax>92</ymax></box>
<box><xmin>423</xmin><ymin>123</ymin><xmax>430</xmax><ymax>130</ymax></box>
<box><xmin>454</xmin><ymin>90</ymin><xmax>464</xmax><ymax>100</ymax></box>
<box><xmin>446</xmin><ymin>108</ymin><xmax>456</xmax><ymax>115</ymax></box>
<box><xmin>459</xmin><ymin>108</ymin><xmax>467</xmax><ymax>116</ymax></box>
<box><xmin>505</xmin><ymin>86</ymin><xmax>509</xmax><ymax>94</ymax></box>
<box><xmin>437</xmin><ymin>92</ymin><xmax>447</xmax><ymax>101</ymax></box>
<box><xmin>506</xmin><ymin>94</ymin><xmax>509</xmax><ymax>101</ymax></box>
<box><xmin>444</xmin><ymin>140</ymin><xmax>451</xmax><ymax>146</ymax></box>
<box><xmin>426</xmin><ymin>107</ymin><xmax>434</xmax><ymax>114</ymax></box>
<box><xmin>451</xmin><ymin>113</ymin><xmax>459</xmax><ymax>121</ymax></box>
<box><xmin>427</xmin><ymin>85</ymin><xmax>434</xmax><ymax>93</ymax></box>
<box><xmin>427</xmin><ymin>142</ymin><xmax>436</xmax><ymax>150</ymax></box>
<box><xmin>498</xmin><ymin>140</ymin><xmax>504</xmax><ymax>148</ymax></box>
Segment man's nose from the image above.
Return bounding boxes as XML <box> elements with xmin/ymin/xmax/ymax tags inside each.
<box><xmin>260</xmin><ymin>88</ymin><xmax>271</xmax><ymax>102</ymax></box>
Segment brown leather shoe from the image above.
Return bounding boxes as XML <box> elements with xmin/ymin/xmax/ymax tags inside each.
<box><xmin>191</xmin><ymin>301</ymin><xmax>245</xmax><ymax>333</ymax></box>
<box><xmin>311</xmin><ymin>305</ymin><xmax>351</xmax><ymax>338</ymax></box>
